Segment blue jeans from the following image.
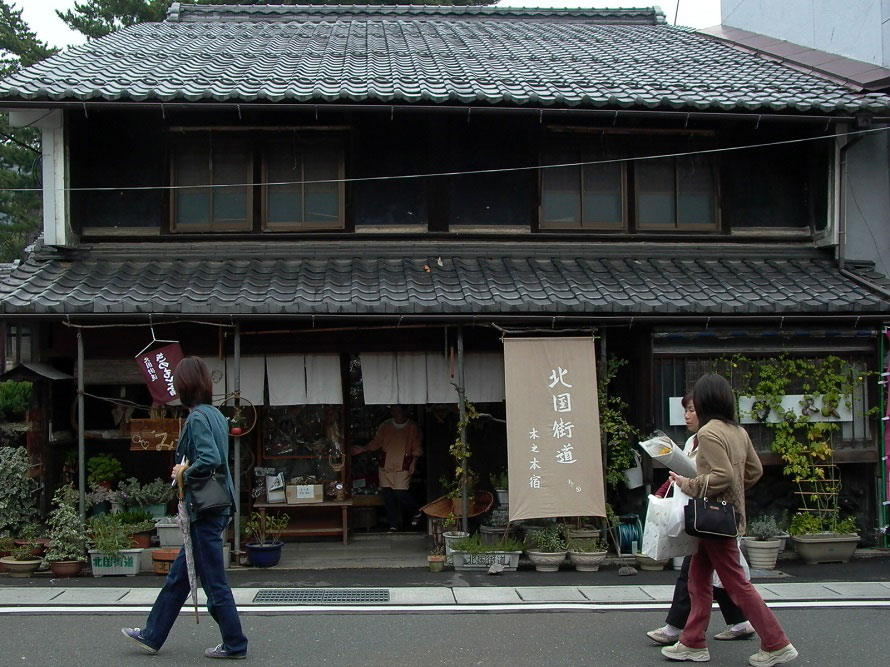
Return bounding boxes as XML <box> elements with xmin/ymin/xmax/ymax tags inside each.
<box><xmin>141</xmin><ymin>512</ymin><xmax>248</xmax><ymax>655</ymax></box>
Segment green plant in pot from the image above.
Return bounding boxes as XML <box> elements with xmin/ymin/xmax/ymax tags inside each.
<box><xmin>86</xmin><ymin>454</ymin><xmax>124</xmax><ymax>487</ymax></box>
<box><xmin>87</xmin><ymin>514</ymin><xmax>133</xmax><ymax>556</ymax></box>
<box><xmin>526</xmin><ymin>525</ymin><xmax>568</xmax><ymax>572</ymax></box>
<box><xmin>0</xmin><ymin>380</ymin><xmax>32</xmax><ymax>421</ymax></box>
<box><xmin>427</xmin><ymin>544</ymin><xmax>446</xmax><ymax>572</ymax></box>
<box><xmin>44</xmin><ymin>484</ymin><xmax>88</xmax><ymax>577</ymax></box>
<box><xmin>490</xmin><ymin>470</ymin><xmax>509</xmax><ymax>506</ymax></box>
<box><xmin>566</xmin><ymin>537</ymin><xmax>609</xmax><ymax>572</ymax></box>
<box><xmin>598</xmin><ymin>357</ymin><xmax>640</xmax><ymax>488</ymax></box>
<box><xmin>114</xmin><ymin>509</ymin><xmax>156</xmax><ymax>548</ymax></box>
<box><xmin>745</xmin><ymin>515</ymin><xmax>781</xmax><ymax>570</ymax></box>
<box><xmin>243</xmin><ymin>511</ymin><xmax>288</xmax><ymax>568</ymax></box>
<box><xmin>0</xmin><ymin>539</ymin><xmax>43</xmax><ymax>577</ymax></box>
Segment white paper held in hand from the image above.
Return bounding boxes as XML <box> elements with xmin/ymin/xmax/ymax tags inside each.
<box><xmin>638</xmin><ymin>434</ymin><xmax>697</xmax><ymax>477</ymax></box>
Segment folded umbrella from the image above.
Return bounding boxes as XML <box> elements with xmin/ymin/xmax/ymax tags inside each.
<box><xmin>176</xmin><ymin>457</ymin><xmax>200</xmax><ymax>624</ymax></box>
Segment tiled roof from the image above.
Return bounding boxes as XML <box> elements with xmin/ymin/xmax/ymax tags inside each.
<box><xmin>1</xmin><ymin>242</ymin><xmax>887</xmax><ymax>317</ymax></box>
<box><xmin>1</xmin><ymin>4</ymin><xmax>889</xmax><ymax>113</ymax></box>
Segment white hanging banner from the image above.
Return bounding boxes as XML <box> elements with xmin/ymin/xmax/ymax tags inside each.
<box><xmin>360</xmin><ymin>353</ymin><xmax>398</xmax><ymax>405</ymax></box>
<box><xmin>267</xmin><ymin>354</ymin><xmax>307</xmax><ymax>406</ymax></box>
<box><xmin>305</xmin><ymin>354</ymin><xmax>343</xmax><ymax>404</ymax></box>
<box><xmin>226</xmin><ymin>356</ymin><xmax>265</xmax><ymax>406</ymax></box>
<box><xmin>504</xmin><ymin>337</ymin><xmax>605</xmax><ymax>522</ymax></box>
<box><xmin>464</xmin><ymin>352</ymin><xmax>506</xmax><ymax>402</ymax></box>
<box><xmin>425</xmin><ymin>352</ymin><xmax>455</xmax><ymax>403</ymax></box>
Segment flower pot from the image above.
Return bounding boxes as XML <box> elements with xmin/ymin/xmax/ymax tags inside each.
<box><xmin>0</xmin><ymin>556</ymin><xmax>42</xmax><ymax>578</ymax></box>
<box><xmin>89</xmin><ymin>548</ymin><xmax>143</xmax><ymax>576</ymax></box>
<box><xmin>526</xmin><ymin>550</ymin><xmax>567</xmax><ymax>572</ymax></box>
<box><xmin>245</xmin><ymin>541</ymin><xmax>283</xmax><ymax>568</ymax></box>
<box><xmin>152</xmin><ymin>547</ymin><xmax>181</xmax><ymax>575</ymax></box>
<box><xmin>48</xmin><ymin>560</ymin><xmax>84</xmax><ymax>578</ymax></box>
<box><xmin>138</xmin><ymin>503</ymin><xmax>168</xmax><ymax>519</ymax></box>
<box><xmin>634</xmin><ymin>554</ymin><xmax>669</xmax><ymax>571</ymax></box>
<box><xmin>442</xmin><ymin>531</ymin><xmax>469</xmax><ymax>566</ymax></box>
<box><xmin>129</xmin><ymin>531</ymin><xmax>154</xmax><ymax>549</ymax></box>
<box><xmin>156</xmin><ymin>522</ymin><xmax>184</xmax><ymax>547</ymax></box>
<box><xmin>568</xmin><ymin>550</ymin><xmax>607</xmax><ymax>572</ymax></box>
<box><xmin>791</xmin><ymin>533</ymin><xmax>859</xmax><ymax>564</ymax></box>
<box><xmin>479</xmin><ymin>524</ymin><xmax>516</xmax><ymax>546</ymax></box>
<box><xmin>14</xmin><ymin>538</ymin><xmax>49</xmax><ymax>558</ymax></box>
<box><xmin>745</xmin><ymin>539</ymin><xmax>781</xmax><ymax>569</ymax></box>
<box><xmin>494</xmin><ymin>489</ymin><xmax>509</xmax><ymax>506</ymax></box>
<box><xmin>452</xmin><ymin>550</ymin><xmax>522</xmax><ymax>572</ymax></box>
<box><xmin>567</xmin><ymin>528</ymin><xmax>601</xmax><ymax>541</ymax></box>
<box><xmin>427</xmin><ymin>555</ymin><xmax>446</xmax><ymax>572</ymax></box>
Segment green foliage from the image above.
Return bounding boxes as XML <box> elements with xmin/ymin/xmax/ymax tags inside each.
<box><xmin>86</xmin><ymin>454</ymin><xmax>124</xmax><ymax>485</ymax></box>
<box><xmin>117</xmin><ymin>476</ymin><xmax>175</xmax><ymax>506</ymax></box>
<box><xmin>45</xmin><ymin>484</ymin><xmax>87</xmax><ymax>562</ymax></box>
<box><xmin>0</xmin><ymin>381</ymin><xmax>31</xmax><ymax>420</ymax></box>
<box><xmin>599</xmin><ymin>357</ymin><xmax>640</xmax><ymax>488</ymax></box>
<box><xmin>526</xmin><ymin>525</ymin><xmax>567</xmax><ymax>552</ymax></box>
<box><xmin>0</xmin><ymin>445</ymin><xmax>37</xmax><ymax>534</ymax></box>
<box><xmin>490</xmin><ymin>470</ymin><xmax>508</xmax><ymax>490</ymax></box>
<box><xmin>712</xmin><ymin>355</ymin><xmax>872</xmax><ymax>537</ymax></box>
<box><xmin>747</xmin><ymin>515</ymin><xmax>779</xmax><ymax>541</ymax></box>
<box><xmin>86</xmin><ymin>513</ymin><xmax>132</xmax><ymax>555</ymax></box>
<box><xmin>10</xmin><ymin>540</ymin><xmax>37</xmax><ymax>561</ymax></box>
<box><xmin>452</xmin><ymin>533</ymin><xmax>524</xmax><ymax>554</ymax></box>
<box><xmin>567</xmin><ymin>537</ymin><xmax>609</xmax><ymax>553</ymax></box>
<box><xmin>113</xmin><ymin>508</ymin><xmax>155</xmax><ymax>534</ymax></box>
<box><xmin>243</xmin><ymin>511</ymin><xmax>288</xmax><ymax>545</ymax></box>
<box><xmin>788</xmin><ymin>511</ymin><xmax>858</xmax><ymax>536</ymax></box>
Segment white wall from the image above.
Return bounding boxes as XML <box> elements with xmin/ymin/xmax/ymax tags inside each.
<box><xmin>721</xmin><ymin>0</ymin><xmax>890</xmax><ymax>66</ymax></box>
<box><xmin>844</xmin><ymin>130</ymin><xmax>890</xmax><ymax>276</ymax></box>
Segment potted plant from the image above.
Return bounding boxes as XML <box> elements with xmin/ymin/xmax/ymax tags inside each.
<box><xmin>525</xmin><ymin>525</ymin><xmax>568</xmax><ymax>572</ymax></box>
<box><xmin>450</xmin><ymin>533</ymin><xmax>524</xmax><ymax>572</ymax></box>
<box><xmin>86</xmin><ymin>453</ymin><xmax>124</xmax><ymax>487</ymax></box>
<box><xmin>490</xmin><ymin>470</ymin><xmax>509</xmax><ymax>506</ymax></box>
<box><xmin>114</xmin><ymin>509</ymin><xmax>157</xmax><ymax>549</ymax></box>
<box><xmin>116</xmin><ymin>477</ymin><xmax>174</xmax><ymax>517</ymax></box>
<box><xmin>427</xmin><ymin>545</ymin><xmax>446</xmax><ymax>572</ymax></box>
<box><xmin>0</xmin><ymin>536</ymin><xmax>13</xmax><ymax>573</ymax></box>
<box><xmin>44</xmin><ymin>484</ymin><xmax>88</xmax><ymax>577</ymax></box>
<box><xmin>228</xmin><ymin>408</ymin><xmax>246</xmax><ymax>436</ymax></box>
<box><xmin>745</xmin><ymin>515</ymin><xmax>781</xmax><ymax>570</ymax></box>
<box><xmin>0</xmin><ymin>540</ymin><xmax>42</xmax><ymax>577</ymax></box>
<box><xmin>243</xmin><ymin>511</ymin><xmax>288</xmax><ymax>567</ymax></box>
<box><xmin>87</xmin><ymin>513</ymin><xmax>143</xmax><ymax>576</ymax></box>
<box><xmin>14</xmin><ymin>521</ymin><xmax>49</xmax><ymax>558</ymax></box>
<box><xmin>0</xmin><ymin>380</ymin><xmax>32</xmax><ymax>422</ymax></box>
<box><xmin>441</xmin><ymin>513</ymin><xmax>469</xmax><ymax>566</ymax></box>
<box><xmin>566</xmin><ymin>537</ymin><xmax>609</xmax><ymax>572</ymax></box>
<box><xmin>562</xmin><ymin>516</ymin><xmax>601</xmax><ymax>541</ymax></box>
<box><xmin>0</xmin><ymin>446</ymin><xmax>38</xmax><ymax>537</ymax></box>
<box><xmin>789</xmin><ymin>511</ymin><xmax>860</xmax><ymax>565</ymax></box>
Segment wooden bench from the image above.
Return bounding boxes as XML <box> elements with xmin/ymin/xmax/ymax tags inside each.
<box><xmin>252</xmin><ymin>500</ymin><xmax>353</xmax><ymax>546</ymax></box>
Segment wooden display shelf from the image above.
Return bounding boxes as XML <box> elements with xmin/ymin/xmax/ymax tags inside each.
<box><xmin>253</xmin><ymin>500</ymin><xmax>353</xmax><ymax>546</ymax></box>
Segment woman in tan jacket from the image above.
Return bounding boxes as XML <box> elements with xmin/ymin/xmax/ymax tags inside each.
<box><xmin>663</xmin><ymin>373</ymin><xmax>798</xmax><ymax>666</ymax></box>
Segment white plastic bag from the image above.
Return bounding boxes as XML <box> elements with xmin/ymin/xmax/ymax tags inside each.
<box><xmin>641</xmin><ymin>492</ymin><xmax>699</xmax><ymax>561</ymax></box>
<box><xmin>666</xmin><ymin>483</ymin><xmax>691</xmax><ymax>538</ymax></box>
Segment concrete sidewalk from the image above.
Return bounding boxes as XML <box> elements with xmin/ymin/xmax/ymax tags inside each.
<box><xmin>1</xmin><ymin>581</ymin><xmax>889</xmax><ymax>608</ymax></box>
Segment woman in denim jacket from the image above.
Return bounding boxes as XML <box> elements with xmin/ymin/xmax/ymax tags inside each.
<box><xmin>122</xmin><ymin>356</ymin><xmax>248</xmax><ymax>660</ymax></box>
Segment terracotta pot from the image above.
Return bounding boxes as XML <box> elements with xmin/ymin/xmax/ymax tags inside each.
<box><xmin>152</xmin><ymin>548</ymin><xmax>181</xmax><ymax>575</ymax></box>
<box><xmin>48</xmin><ymin>560</ymin><xmax>84</xmax><ymax>578</ymax></box>
<box><xmin>14</xmin><ymin>538</ymin><xmax>49</xmax><ymax>558</ymax></box>
<box><xmin>129</xmin><ymin>531</ymin><xmax>153</xmax><ymax>549</ymax></box>
<box><xmin>427</xmin><ymin>555</ymin><xmax>446</xmax><ymax>572</ymax></box>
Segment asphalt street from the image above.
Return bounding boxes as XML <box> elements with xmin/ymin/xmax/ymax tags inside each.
<box><xmin>2</xmin><ymin>606</ymin><xmax>887</xmax><ymax>666</ymax></box>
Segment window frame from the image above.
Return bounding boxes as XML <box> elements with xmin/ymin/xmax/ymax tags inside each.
<box><xmin>634</xmin><ymin>154</ymin><xmax>720</xmax><ymax>232</ymax></box>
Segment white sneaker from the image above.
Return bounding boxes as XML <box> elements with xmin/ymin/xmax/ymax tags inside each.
<box><xmin>661</xmin><ymin>641</ymin><xmax>711</xmax><ymax>662</ymax></box>
<box><xmin>714</xmin><ymin>622</ymin><xmax>756</xmax><ymax>640</ymax></box>
<box><xmin>647</xmin><ymin>627</ymin><xmax>680</xmax><ymax>645</ymax></box>
<box><xmin>749</xmin><ymin>643</ymin><xmax>799</xmax><ymax>666</ymax></box>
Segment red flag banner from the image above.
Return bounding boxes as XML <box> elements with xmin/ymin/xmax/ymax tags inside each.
<box><xmin>137</xmin><ymin>343</ymin><xmax>184</xmax><ymax>405</ymax></box>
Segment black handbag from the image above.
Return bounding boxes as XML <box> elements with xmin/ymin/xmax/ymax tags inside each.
<box><xmin>684</xmin><ymin>477</ymin><xmax>739</xmax><ymax>539</ymax></box>
<box><xmin>188</xmin><ymin>468</ymin><xmax>232</xmax><ymax>514</ymax></box>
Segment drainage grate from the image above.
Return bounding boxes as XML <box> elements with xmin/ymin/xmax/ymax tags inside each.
<box><xmin>252</xmin><ymin>588</ymin><xmax>390</xmax><ymax>604</ymax></box>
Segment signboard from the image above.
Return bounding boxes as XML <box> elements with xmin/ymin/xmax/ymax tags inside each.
<box><xmin>130</xmin><ymin>418</ymin><xmax>183</xmax><ymax>451</ymax></box>
<box><xmin>504</xmin><ymin>337</ymin><xmax>605</xmax><ymax>522</ymax></box>
<box><xmin>136</xmin><ymin>343</ymin><xmax>184</xmax><ymax>405</ymax></box>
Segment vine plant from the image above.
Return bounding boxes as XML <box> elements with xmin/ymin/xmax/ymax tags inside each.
<box><xmin>599</xmin><ymin>357</ymin><xmax>640</xmax><ymax>489</ymax></box>
<box><xmin>718</xmin><ymin>354</ymin><xmax>873</xmax><ymax>535</ymax></box>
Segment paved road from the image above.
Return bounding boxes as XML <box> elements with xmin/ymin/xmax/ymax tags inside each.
<box><xmin>2</xmin><ymin>606</ymin><xmax>885</xmax><ymax>666</ymax></box>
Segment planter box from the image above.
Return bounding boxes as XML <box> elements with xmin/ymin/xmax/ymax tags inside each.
<box><xmin>156</xmin><ymin>522</ymin><xmax>184</xmax><ymax>547</ymax></box>
<box><xmin>89</xmin><ymin>548</ymin><xmax>143</xmax><ymax>577</ymax></box>
<box><xmin>452</xmin><ymin>550</ymin><xmax>521</xmax><ymax>572</ymax></box>
<box><xmin>791</xmin><ymin>533</ymin><xmax>859</xmax><ymax>564</ymax></box>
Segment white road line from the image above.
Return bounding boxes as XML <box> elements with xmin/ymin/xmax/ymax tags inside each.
<box><xmin>1</xmin><ymin>600</ymin><xmax>889</xmax><ymax>614</ymax></box>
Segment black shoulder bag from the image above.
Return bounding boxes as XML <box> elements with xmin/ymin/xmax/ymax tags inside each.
<box><xmin>684</xmin><ymin>476</ymin><xmax>739</xmax><ymax>539</ymax></box>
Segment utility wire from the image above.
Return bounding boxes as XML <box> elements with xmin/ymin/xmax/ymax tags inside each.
<box><xmin>0</xmin><ymin>125</ymin><xmax>887</xmax><ymax>193</ymax></box>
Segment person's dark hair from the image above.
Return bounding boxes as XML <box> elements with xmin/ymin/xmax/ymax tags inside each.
<box><xmin>692</xmin><ymin>373</ymin><xmax>737</xmax><ymax>426</ymax></box>
<box><xmin>173</xmin><ymin>356</ymin><xmax>212</xmax><ymax>408</ymax></box>
<box><xmin>680</xmin><ymin>392</ymin><xmax>694</xmax><ymax>409</ymax></box>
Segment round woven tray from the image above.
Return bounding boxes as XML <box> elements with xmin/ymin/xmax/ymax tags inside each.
<box><xmin>420</xmin><ymin>490</ymin><xmax>494</xmax><ymax>519</ymax></box>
